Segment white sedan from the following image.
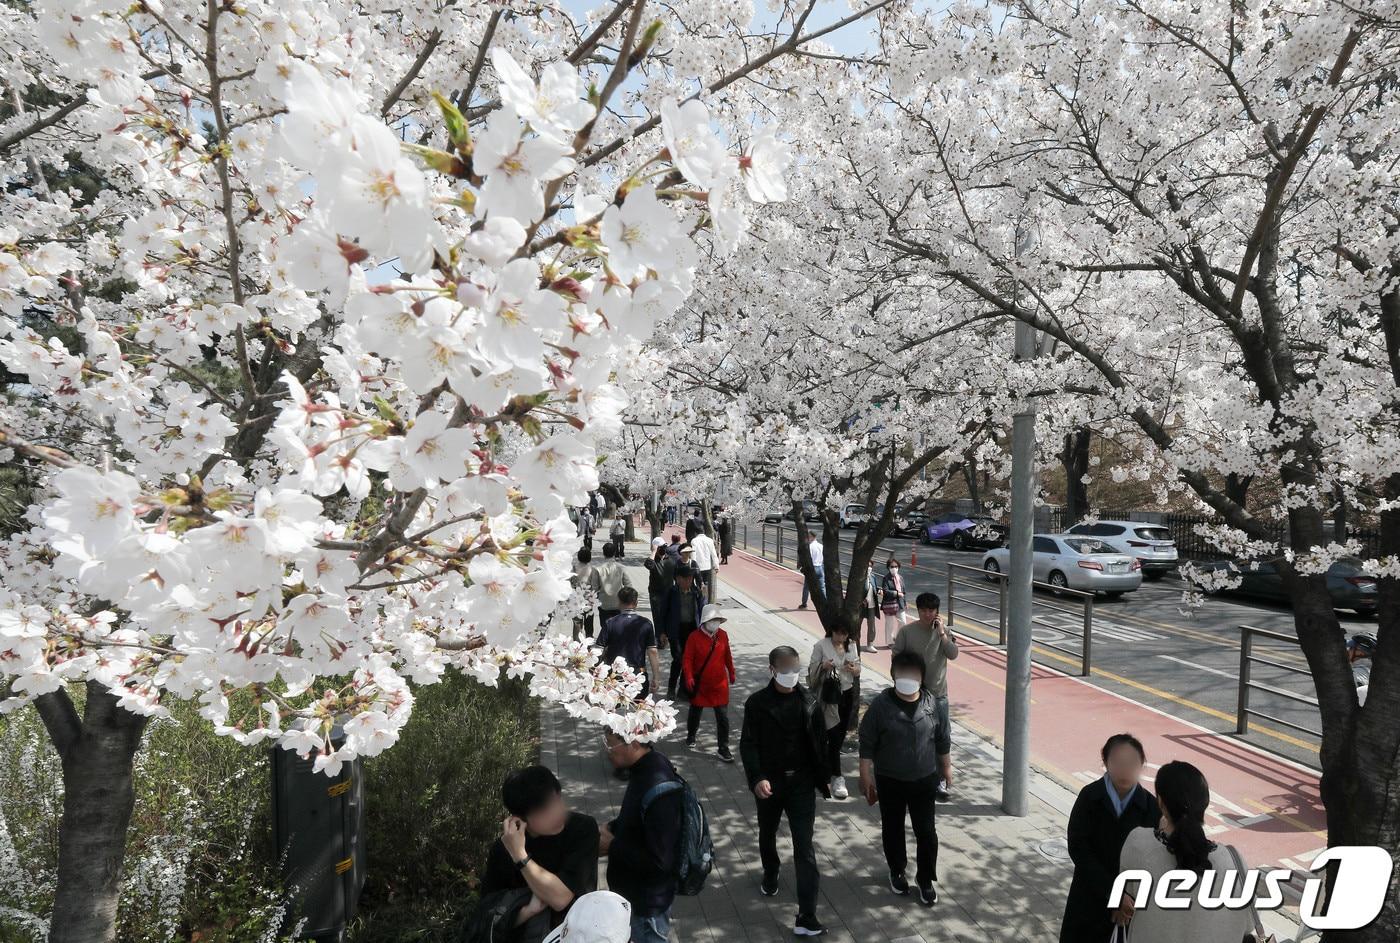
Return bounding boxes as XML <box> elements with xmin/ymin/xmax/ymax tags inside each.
<box><xmin>981</xmin><ymin>534</ymin><xmax>1143</xmax><ymax>596</ymax></box>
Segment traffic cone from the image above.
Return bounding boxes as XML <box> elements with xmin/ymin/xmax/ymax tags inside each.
<box><xmin>911</xmin><ymin>547</ymin><xmax>918</xmax><ymax>569</ymax></box>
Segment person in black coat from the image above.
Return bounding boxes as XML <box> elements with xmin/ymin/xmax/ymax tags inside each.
<box><xmin>659</xmin><ymin>566</ymin><xmax>706</xmax><ymax>698</ymax></box>
<box><xmin>1059</xmin><ymin>733</ymin><xmax>1158</xmax><ymax>943</ymax></box>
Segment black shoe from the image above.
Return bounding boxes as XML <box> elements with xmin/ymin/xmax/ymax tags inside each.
<box><xmin>685</xmin><ymin>738</ymin><xmax>697</xmax><ymax>749</ymax></box>
<box><xmin>717</xmin><ymin>748</ymin><xmax>735</xmax><ymax>763</ymax></box>
<box><xmin>794</xmin><ymin>914</ymin><xmax>826</xmax><ymax>936</ymax></box>
<box><xmin>760</xmin><ymin>873</ymin><xmax>779</xmax><ymax>897</ymax></box>
<box><xmin>889</xmin><ymin>871</ymin><xmax>909</xmax><ymax>895</ymax></box>
<box><xmin>918</xmin><ymin>883</ymin><xmax>938</xmax><ymax>906</ymax></box>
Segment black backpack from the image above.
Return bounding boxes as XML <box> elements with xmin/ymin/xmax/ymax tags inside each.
<box><xmin>641</xmin><ymin>776</ymin><xmax>714</xmax><ymax>895</ymax></box>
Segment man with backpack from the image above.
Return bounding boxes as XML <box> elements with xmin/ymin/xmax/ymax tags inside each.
<box><xmin>601</xmin><ymin>733</ymin><xmax>711</xmax><ymax>942</ymax></box>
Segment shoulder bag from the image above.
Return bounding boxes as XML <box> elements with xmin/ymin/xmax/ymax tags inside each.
<box><xmin>1225</xmin><ymin>844</ymin><xmax>1277</xmax><ymax>943</ymax></box>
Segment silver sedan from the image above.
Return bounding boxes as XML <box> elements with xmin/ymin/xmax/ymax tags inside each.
<box><xmin>981</xmin><ymin>534</ymin><xmax>1143</xmax><ymax>596</ymax></box>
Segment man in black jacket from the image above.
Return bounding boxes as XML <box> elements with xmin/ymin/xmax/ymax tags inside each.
<box><xmin>600</xmin><ymin>733</ymin><xmax>684</xmax><ymax>943</ymax></box>
<box><xmin>644</xmin><ymin>538</ymin><xmax>675</xmax><ymax>624</ymax></box>
<box><xmin>660</xmin><ymin>566</ymin><xmax>706</xmax><ymax>698</ymax></box>
<box><xmin>739</xmin><ymin>645</ymin><xmax>831</xmax><ymax>937</ymax></box>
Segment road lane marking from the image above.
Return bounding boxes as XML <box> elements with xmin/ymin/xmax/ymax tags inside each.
<box><xmin>1157</xmin><ymin>654</ymin><xmax>1238</xmax><ymax>680</ymax></box>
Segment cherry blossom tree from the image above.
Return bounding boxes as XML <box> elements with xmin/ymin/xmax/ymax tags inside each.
<box><xmin>0</xmin><ymin>0</ymin><xmax>892</xmax><ymax>937</ymax></box>
<box><xmin>844</xmin><ymin>1</ymin><xmax>1400</xmax><ymax>935</ymax></box>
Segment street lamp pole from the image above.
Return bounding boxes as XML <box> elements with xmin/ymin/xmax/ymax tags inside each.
<box><xmin>1003</xmin><ymin>223</ymin><xmax>1038</xmax><ymax>817</ymax></box>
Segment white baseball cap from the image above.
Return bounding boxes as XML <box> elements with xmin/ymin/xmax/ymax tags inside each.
<box><xmin>699</xmin><ymin>603</ymin><xmax>726</xmax><ymax>625</ymax></box>
<box><xmin>541</xmin><ymin>891</ymin><xmax>632</xmax><ymax>943</ymax></box>
<box><xmin>651</xmin><ymin>537</ymin><xmax>666</xmax><ymax>548</ymax></box>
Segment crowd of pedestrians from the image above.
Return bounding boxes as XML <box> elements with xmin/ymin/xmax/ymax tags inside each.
<box><xmin>491</xmin><ymin>503</ymin><xmax>1266</xmax><ymax>943</ymax></box>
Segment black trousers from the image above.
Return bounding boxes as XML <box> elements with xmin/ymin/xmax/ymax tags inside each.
<box><xmin>756</xmin><ymin>770</ymin><xmax>819</xmax><ymax>916</ymax></box>
<box><xmin>686</xmin><ymin>704</ymin><xmax>730</xmax><ymax>750</ymax></box>
<box><xmin>573</xmin><ymin>611</ymin><xmax>595</xmax><ymax>640</ymax></box>
<box><xmin>825</xmin><ymin>689</ymin><xmax>856</xmax><ymax>775</ymax></box>
<box><xmin>876</xmin><ymin>773</ymin><xmax>939</xmax><ymax>884</ymax></box>
<box><xmin>666</xmin><ymin>625</ymin><xmax>696</xmax><ymax>697</ymax></box>
<box><xmin>597</xmin><ymin>608</ymin><xmax>619</xmax><ymax>632</ymax></box>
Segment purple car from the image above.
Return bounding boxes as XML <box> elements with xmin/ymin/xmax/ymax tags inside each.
<box><xmin>921</xmin><ymin>513</ymin><xmax>1008</xmax><ymax>551</ymax></box>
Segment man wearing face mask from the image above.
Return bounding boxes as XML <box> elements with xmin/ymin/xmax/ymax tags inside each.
<box><xmin>739</xmin><ymin>646</ymin><xmax>832</xmax><ymax>937</ymax></box>
<box><xmin>858</xmin><ymin>651</ymin><xmax>953</xmax><ymax>908</ymax></box>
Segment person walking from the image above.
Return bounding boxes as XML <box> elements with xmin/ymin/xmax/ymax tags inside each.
<box><xmin>660</xmin><ymin>565</ymin><xmax>706</xmax><ymax>699</ymax></box>
<box><xmin>685</xmin><ymin>508</ymin><xmax>704</xmax><ymax>542</ymax></box>
<box><xmin>807</xmin><ymin>624</ymin><xmax>861</xmax><ymax>800</ymax></box>
<box><xmin>1059</xmin><ymin>734</ymin><xmax>1157</xmax><ymax>943</ymax></box>
<box><xmin>600</xmin><ymin>733</ymin><xmax>684</xmax><ymax>943</ymax></box>
<box><xmin>588</xmin><ymin>543</ymin><xmax>633</xmax><ymax>628</ymax></box>
<box><xmin>689</xmin><ymin>526</ymin><xmax>719</xmax><ymax>601</ymax></box>
<box><xmin>1113</xmin><ymin>761</ymin><xmax>1254</xmax><ymax>943</ymax></box>
<box><xmin>596</xmin><ymin>588</ymin><xmax>662</xmax><ymax>699</ymax></box>
<box><xmin>858</xmin><ymin>651</ymin><xmax>952</xmax><ymax>907</ymax></box>
<box><xmin>892</xmin><ymin>592</ymin><xmax>958</xmax><ymax>801</ymax></box>
<box><xmin>717</xmin><ymin>510</ymin><xmax>734</xmax><ymax>564</ymax></box>
<box><xmin>644</xmin><ymin>538</ymin><xmax>675</xmax><ymax>624</ymax></box>
<box><xmin>609</xmin><ymin>513</ymin><xmax>627</xmax><ymax>560</ymax></box>
<box><xmin>480</xmin><ymin>766</ymin><xmax>601</xmax><ymax>942</ymax></box>
<box><xmin>797</xmin><ymin>531</ymin><xmax>824</xmax><ymax>610</ymax></box>
<box><xmin>879</xmin><ymin>557</ymin><xmax>907</xmax><ymax>646</ymax></box>
<box><xmin>681</xmin><ymin>604</ymin><xmax>736</xmax><ymax>762</ymax></box>
<box><xmin>860</xmin><ymin>562</ymin><xmax>880</xmax><ymax>653</ymax></box>
<box><xmin>577</xmin><ymin>506</ymin><xmax>595</xmax><ymax>553</ymax></box>
<box><xmin>572</xmin><ymin>548</ymin><xmax>596</xmax><ymax>641</ymax></box>
<box><xmin>665</xmin><ymin>533</ymin><xmax>683</xmax><ymax>562</ymax></box>
<box><xmin>740</xmin><ymin>645</ymin><xmax>832</xmax><ymax>937</ymax></box>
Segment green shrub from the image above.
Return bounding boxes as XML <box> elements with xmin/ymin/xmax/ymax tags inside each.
<box><xmin>0</xmin><ymin>671</ymin><xmax>537</xmax><ymax>943</ymax></box>
<box><xmin>349</xmin><ymin>674</ymin><xmax>539</xmax><ymax>943</ymax></box>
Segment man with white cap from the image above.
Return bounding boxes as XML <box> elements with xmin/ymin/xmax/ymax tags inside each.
<box><xmin>644</xmin><ymin>537</ymin><xmax>675</xmax><ymax>626</ymax></box>
<box><xmin>541</xmin><ymin>891</ymin><xmax>632</xmax><ymax>943</ymax></box>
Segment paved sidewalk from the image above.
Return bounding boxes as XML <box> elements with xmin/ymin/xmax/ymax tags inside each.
<box><xmin>541</xmin><ymin>547</ymin><xmax>1080</xmax><ymax>942</ymax></box>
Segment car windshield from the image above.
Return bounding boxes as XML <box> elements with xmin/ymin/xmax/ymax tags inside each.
<box><xmin>1134</xmin><ymin>526</ymin><xmax>1172</xmax><ymax>541</ymax></box>
<box><xmin>1064</xmin><ymin>537</ymin><xmax>1116</xmax><ymax>555</ymax></box>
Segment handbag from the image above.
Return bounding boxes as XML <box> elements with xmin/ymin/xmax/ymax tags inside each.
<box><xmin>820</xmin><ymin>668</ymin><xmax>842</xmax><ymax>704</ymax></box>
<box><xmin>680</xmin><ymin>634</ymin><xmax>719</xmax><ymax>700</ymax></box>
<box><xmin>881</xmin><ymin>599</ymin><xmax>901</xmax><ymax>615</ymax></box>
<box><xmin>1225</xmin><ymin>844</ymin><xmax>1277</xmax><ymax>943</ymax></box>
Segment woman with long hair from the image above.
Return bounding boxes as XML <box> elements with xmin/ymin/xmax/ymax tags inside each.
<box><xmin>1114</xmin><ymin>761</ymin><xmax>1253</xmax><ymax>943</ymax></box>
<box><xmin>879</xmin><ymin>557</ymin><xmax>907</xmax><ymax>647</ymax></box>
<box><xmin>807</xmin><ymin>623</ymin><xmax>861</xmax><ymax>799</ymax></box>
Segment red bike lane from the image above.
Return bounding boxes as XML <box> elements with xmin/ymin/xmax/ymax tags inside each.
<box><xmin>706</xmin><ymin>541</ymin><xmax>1328</xmax><ymax>882</ymax></box>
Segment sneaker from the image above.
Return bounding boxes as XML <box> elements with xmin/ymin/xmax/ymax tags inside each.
<box><xmin>717</xmin><ymin>748</ymin><xmax>735</xmax><ymax>763</ymax></box>
<box><xmin>794</xmin><ymin>914</ymin><xmax>826</xmax><ymax>936</ymax></box>
<box><xmin>861</xmin><ymin>645</ymin><xmax>877</xmax><ymax>654</ymax></box>
<box><xmin>830</xmin><ymin>776</ymin><xmax>848</xmax><ymax>800</ymax></box>
<box><xmin>918</xmin><ymin>883</ymin><xmax>938</xmax><ymax>906</ymax></box>
<box><xmin>889</xmin><ymin>871</ymin><xmax>910</xmax><ymax>896</ymax></box>
<box><xmin>760</xmin><ymin>873</ymin><xmax>779</xmax><ymax>897</ymax></box>
<box><xmin>797</xmin><ymin>603</ymin><xmax>808</xmax><ymax>610</ymax></box>
<box><xmin>685</xmin><ymin>738</ymin><xmax>697</xmax><ymax>750</ymax></box>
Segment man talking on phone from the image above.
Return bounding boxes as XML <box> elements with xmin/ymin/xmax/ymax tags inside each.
<box><xmin>480</xmin><ymin>765</ymin><xmax>601</xmax><ymax>942</ymax></box>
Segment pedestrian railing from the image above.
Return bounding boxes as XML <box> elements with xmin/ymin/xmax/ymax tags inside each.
<box><xmin>1236</xmin><ymin>624</ymin><xmax>1322</xmax><ymax>740</ymax></box>
<box><xmin>946</xmin><ymin>561</ymin><xmax>1095</xmax><ymax>676</ymax></box>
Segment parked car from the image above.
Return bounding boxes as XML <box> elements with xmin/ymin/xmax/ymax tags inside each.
<box><xmin>1191</xmin><ymin>558</ymin><xmax>1378</xmax><ymax>616</ymax></box>
<box><xmin>1066</xmin><ymin>520</ymin><xmax>1178</xmax><ymax>579</ymax></box>
<box><xmin>763</xmin><ymin>500</ymin><xmax>822</xmax><ymax>524</ymax></box>
<box><xmin>840</xmin><ymin>503</ymin><xmax>870</xmax><ymax>528</ymax></box>
<box><xmin>921</xmin><ymin>512</ymin><xmax>1008</xmax><ymax>551</ymax></box>
<box><xmin>981</xmin><ymin>534</ymin><xmax>1143</xmax><ymax>596</ymax></box>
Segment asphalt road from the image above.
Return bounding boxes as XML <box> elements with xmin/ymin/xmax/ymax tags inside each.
<box><xmin>733</xmin><ymin>522</ymin><xmax>1371</xmax><ymax>770</ymax></box>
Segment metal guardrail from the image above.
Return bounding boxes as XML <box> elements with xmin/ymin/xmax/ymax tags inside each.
<box><xmin>947</xmin><ymin>561</ymin><xmax>1095</xmax><ymax>676</ymax></box>
<box><xmin>1236</xmin><ymin>624</ymin><xmax>1321</xmax><ymax>739</ymax></box>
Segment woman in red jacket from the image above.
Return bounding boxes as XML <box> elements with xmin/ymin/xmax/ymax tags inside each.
<box><xmin>682</xmin><ymin>604</ymin><xmax>737</xmax><ymax>762</ymax></box>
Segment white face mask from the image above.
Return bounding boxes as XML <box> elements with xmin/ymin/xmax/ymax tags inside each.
<box><xmin>702</xmin><ymin>621</ymin><xmax>720</xmax><ymax>635</ymax></box>
<box><xmin>894</xmin><ymin>677</ymin><xmax>922</xmax><ymax>697</ymax></box>
<box><xmin>774</xmin><ymin>670</ymin><xmax>801</xmax><ymax>689</ymax></box>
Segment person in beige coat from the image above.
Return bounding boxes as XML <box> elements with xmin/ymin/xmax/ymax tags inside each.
<box><xmin>1113</xmin><ymin>761</ymin><xmax>1253</xmax><ymax>943</ymax></box>
<box><xmin>807</xmin><ymin>624</ymin><xmax>861</xmax><ymax>799</ymax></box>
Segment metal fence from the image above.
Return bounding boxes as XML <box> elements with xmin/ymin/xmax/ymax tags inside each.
<box><xmin>1236</xmin><ymin>624</ymin><xmax>1322</xmax><ymax>742</ymax></box>
<box><xmin>946</xmin><ymin>562</ymin><xmax>1096</xmax><ymax>676</ymax></box>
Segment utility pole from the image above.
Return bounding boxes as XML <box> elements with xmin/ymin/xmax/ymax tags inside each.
<box><xmin>1003</xmin><ymin>222</ymin><xmax>1038</xmax><ymax>817</ymax></box>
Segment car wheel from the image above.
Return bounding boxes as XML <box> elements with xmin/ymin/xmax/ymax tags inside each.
<box><xmin>921</xmin><ymin>531</ymin><xmax>932</xmax><ymax>545</ymax></box>
<box><xmin>1142</xmin><ymin>570</ymin><xmax>1164</xmax><ymax>581</ymax></box>
<box><xmin>984</xmin><ymin>559</ymin><xmax>1001</xmax><ymax>580</ymax></box>
<box><xmin>1048</xmin><ymin>571</ymin><xmax>1069</xmax><ymax>594</ymax></box>
<box><xmin>1105</xmin><ymin>591</ymin><xmax>1125</xmax><ymax>599</ymax></box>
<box><xmin>951</xmin><ymin>531</ymin><xmax>967</xmax><ymax>552</ymax></box>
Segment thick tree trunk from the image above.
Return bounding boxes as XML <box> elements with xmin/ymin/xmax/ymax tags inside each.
<box><xmin>962</xmin><ymin>456</ymin><xmax>980</xmax><ymax>510</ymax></box>
<box><xmin>42</xmin><ymin>682</ymin><xmax>150</xmax><ymax>943</ymax></box>
<box><xmin>1224</xmin><ymin>472</ymin><xmax>1252</xmax><ymax>510</ymax></box>
<box><xmin>1060</xmin><ymin>427</ymin><xmax>1091</xmax><ymax>522</ymax></box>
<box><xmin>645</xmin><ymin>493</ymin><xmax>664</xmax><ymax>539</ymax></box>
